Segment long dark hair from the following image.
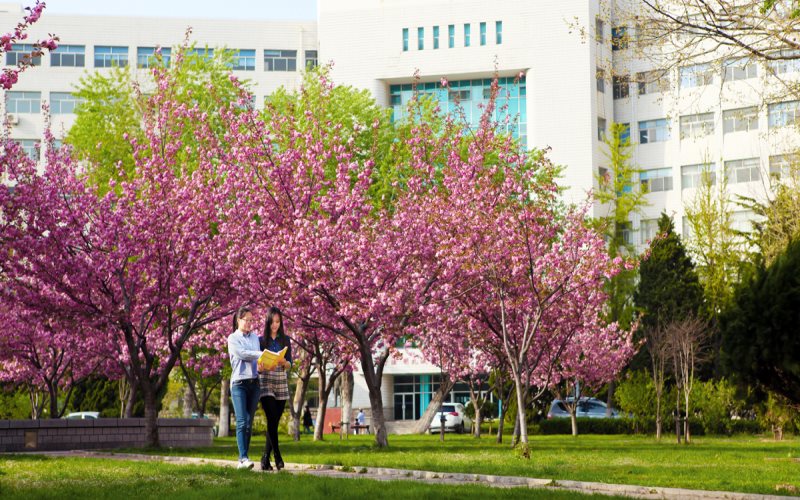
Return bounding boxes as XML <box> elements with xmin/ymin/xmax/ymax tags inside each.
<box><xmin>232</xmin><ymin>306</ymin><xmax>253</xmax><ymax>332</ymax></box>
<box><xmin>264</xmin><ymin>306</ymin><xmax>289</xmax><ymax>349</ymax></box>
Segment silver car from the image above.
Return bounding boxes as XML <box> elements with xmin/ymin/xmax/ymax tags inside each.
<box><xmin>546</xmin><ymin>397</ymin><xmax>620</xmax><ymax>419</ymax></box>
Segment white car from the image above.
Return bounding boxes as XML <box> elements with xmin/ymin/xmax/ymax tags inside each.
<box><xmin>428</xmin><ymin>403</ymin><xmax>472</xmax><ymax>434</ymax></box>
<box><xmin>64</xmin><ymin>411</ymin><xmax>100</xmax><ymax>419</ymax></box>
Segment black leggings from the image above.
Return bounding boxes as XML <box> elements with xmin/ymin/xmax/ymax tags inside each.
<box><xmin>260</xmin><ymin>396</ymin><xmax>286</xmax><ymax>458</ymax></box>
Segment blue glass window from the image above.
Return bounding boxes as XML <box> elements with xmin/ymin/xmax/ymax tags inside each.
<box><xmin>496</xmin><ymin>21</ymin><xmax>503</xmax><ymax>44</ymax></box>
<box><xmin>264</xmin><ymin>50</ymin><xmax>296</xmax><ymax>71</ymax></box>
<box><xmin>50</xmin><ymin>92</ymin><xmax>82</xmax><ymax>114</ymax></box>
<box><xmin>94</xmin><ymin>46</ymin><xmax>128</xmax><ymax>68</ymax></box>
<box><xmin>6</xmin><ymin>91</ymin><xmax>41</xmax><ymax>113</ymax></box>
<box><xmin>464</xmin><ymin>24</ymin><xmax>471</xmax><ymax>47</ymax></box>
<box><xmin>638</xmin><ymin>118</ymin><xmax>670</xmax><ymax>143</ymax></box>
<box><xmin>50</xmin><ymin>45</ymin><xmax>84</xmax><ymax>67</ymax></box>
<box><xmin>480</xmin><ymin>22</ymin><xmax>487</xmax><ymax>46</ymax></box>
<box><xmin>448</xmin><ymin>25</ymin><xmax>455</xmax><ymax>48</ymax></box>
<box><xmin>7</xmin><ymin>44</ymin><xmax>40</xmax><ymax>66</ymax></box>
<box><xmin>418</xmin><ymin>27</ymin><xmax>424</xmax><ymax>50</ymax></box>
<box><xmin>402</xmin><ymin>28</ymin><xmax>409</xmax><ymax>51</ymax></box>
<box><xmin>137</xmin><ymin>47</ymin><xmax>171</xmax><ymax>68</ymax></box>
<box><xmin>232</xmin><ymin>49</ymin><xmax>256</xmax><ymax>71</ymax></box>
<box><xmin>433</xmin><ymin>26</ymin><xmax>439</xmax><ymax>49</ymax></box>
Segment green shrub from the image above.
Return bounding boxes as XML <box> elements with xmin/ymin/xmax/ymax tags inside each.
<box><xmin>692</xmin><ymin>379</ymin><xmax>736</xmax><ymax>435</ymax></box>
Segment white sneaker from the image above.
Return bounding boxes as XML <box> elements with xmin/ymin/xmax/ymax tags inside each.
<box><xmin>238</xmin><ymin>458</ymin><xmax>254</xmax><ymax>470</ymax></box>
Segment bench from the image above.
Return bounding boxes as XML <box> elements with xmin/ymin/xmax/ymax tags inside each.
<box><xmin>329</xmin><ymin>422</ymin><xmax>370</xmax><ymax>434</ymax></box>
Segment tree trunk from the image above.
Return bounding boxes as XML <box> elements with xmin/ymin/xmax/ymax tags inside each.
<box><xmin>468</xmin><ymin>378</ymin><xmax>483</xmax><ymax>438</ymax></box>
<box><xmin>570</xmin><ymin>410</ymin><xmax>579</xmax><ymax>436</ymax></box>
<box><xmin>218</xmin><ymin>378</ymin><xmax>230</xmax><ymax>437</ymax></box>
<box><xmin>289</xmin><ymin>364</ymin><xmax>312</xmax><ymax>441</ymax></box>
<box><xmin>47</xmin><ymin>381</ymin><xmax>59</xmax><ymax>419</ymax></box>
<box><xmin>413</xmin><ymin>374</ymin><xmax>454</xmax><ymax>434</ymax></box>
<box><xmin>182</xmin><ymin>380</ymin><xmax>194</xmax><ymax>418</ymax></box>
<box><xmin>364</xmin><ymin>370</ymin><xmax>388</xmax><ymax>447</ymax></box>
<box><xmin>512</xmin><ymin>374</ymin><xmax>529</xmax><ymax>457</ymax></box>
<box><xmin>143</xmin><ymin>386</ymin><xmax>160</xmax><ymax>447</ymax></box>
<box><xmin>340</xmin><ymin>370</ymin><xmax>354</xmax><ymax>440</ymax></box>
<box><xmin>605</xmin><ymin>380</ymin><xmax>615</xmax><ymax>417</ymax></box>
<box><xmin>496</xmin><ymin>414</ymin><xmax>505</xmax><ymax>444</ymax></box>
<box><xmin>511</xmin><ymin>409</ymin><xmax>520</xmax><ymax>447</ymax></box>
<box><xmin>473</xmin><ymin>406</ymin><xmax>482</xmax><ymax>438</ymax></box>
<box><xmin>496</xmin><ymin>382</ymin><xmax>514</xmax><ymax>444</ymax></box>
<box><xmin>313</xmin><ymin>392</ymin><xmax>329</xmax><ymax>441</ymax></box>
<box><xmin>655</xmin><ymin>392</ymin><xmax>662</xmax><ymax>439</ymax></box>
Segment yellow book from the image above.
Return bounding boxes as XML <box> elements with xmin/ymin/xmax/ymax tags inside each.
<box><xmin>257</xmin><ymin>347</ymin><xmax>288</xmax><ymax>372</ymax></box>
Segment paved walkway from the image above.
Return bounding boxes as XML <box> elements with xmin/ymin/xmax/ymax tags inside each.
<box><xmin>14</xmin><ymin>450</ymin><xmax>797</xmax><ymax>500</ymax></box>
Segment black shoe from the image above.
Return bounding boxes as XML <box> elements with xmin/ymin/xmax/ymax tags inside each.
<box><xmin>274</xmin><ymin>452</ymin><xmax>284</xmax><ymax>470</ymax></box>
<box><xmin>260</xmin><ymin>453</ymin><xmax>273</xmax><ymax>471</ymax></box>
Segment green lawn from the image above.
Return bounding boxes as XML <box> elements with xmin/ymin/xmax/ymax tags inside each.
<box><xmin>0</xmin><ymin>456</ymin><xmax>616</xmax><ymax>499</ymax></box>
<box><xmin>133</xmin><ymin>433</ymin><xmax>800</xmax><ymax>496</ymax></box>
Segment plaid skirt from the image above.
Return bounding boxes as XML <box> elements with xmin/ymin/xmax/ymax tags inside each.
<box><xmin>259</xmin><ymin>369</ymin><xmax>290</xmax><ymax>400</ymax></box>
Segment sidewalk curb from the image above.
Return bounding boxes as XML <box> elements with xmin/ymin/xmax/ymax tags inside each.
<box><xmin>8</xmin><ymin>450</ymin><xmax>797</xmax><ymax>500</ymax></box>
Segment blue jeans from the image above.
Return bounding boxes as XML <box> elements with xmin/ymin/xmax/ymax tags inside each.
<box><xmin>230</xmin><ymin>378</ymin><xmax>260</xmax><ymax>460</ymax></box>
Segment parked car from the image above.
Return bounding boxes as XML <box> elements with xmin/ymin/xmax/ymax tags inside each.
<box><xmin>64</xmin><ymin>411</ymin><xmax>100</xmax><ymax>420</ymax></box>
<box><xmin>429</xmin><ymin>403</ymin><xmax>472</xmax><ymax>434</ymax></box>
<box><xmin>546</xmin><ymin>397</ymin><xmax>620</xmax><ymax>419</ymax></box>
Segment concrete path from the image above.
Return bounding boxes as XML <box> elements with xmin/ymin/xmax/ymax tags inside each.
<box><xmin>12</xmin><ymin>450</ymin><xmax>798</xmax><ymax>500</ymax></box>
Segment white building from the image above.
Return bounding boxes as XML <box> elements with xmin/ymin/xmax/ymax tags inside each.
<box><xmin>2</xmin><ymin>0</ymin><xmax>794</xmax><ymax>427</ymax></box>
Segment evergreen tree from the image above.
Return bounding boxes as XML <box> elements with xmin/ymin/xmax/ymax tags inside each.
<box><xmin>635</xmin><ymin>213</ymin><xmax>704</xmax><ymax>334</ymax></box>
<box><xmin>721</xmin><ymin>237</ymin><xmax>800</xmax><ymax>406</ymax></box>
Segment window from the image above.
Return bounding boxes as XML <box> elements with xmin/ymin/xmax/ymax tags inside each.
<box><xmin>418</xmin><ymin>27</ymin><xmax>424</xmax><ymax>50</ymax></box>
<box><xmin>768</xmin><ymin>49</ymin><xmax>800</xmax><ymax>74</ymax></box>
<box><xmin>464</xmin><ymin>23</ymin><xmax>471</xmax><ymax>47</ymax></box>
<box><xmin>305</xmin><ymin>50</ymin><xmax>318</xmax><ymax>69</ymax></box>
<box><xmin>682</xmin><ymin>216</ymin><xmax>693</xmax><ymax>239</ymax></box>
<box><xmin>640</xmin><ymin>167</ymin><xmax>673</xmax><ymax>193</ymax></box>
<box><xmin>598</xmin><ymin>117</ymin><xmax>607</xmax><ymax>141</ymax></box>
<box><xmin>639</xmin><ymin>118</ymin><xmax>670</xmax><ymax>143</ymax></box>
<box><xmin>448</xmin><ymin>25</ymin><xmax>455</xmax><ymax>48</ymax></box>
<box><xmin>611</xmin><ymin>26</ymin><xmax>628</xmax><ymax>50</ymax></box>
<box><xmin>595</xmin><ymin>17</ymin><xmax>604</xmax><ymax>42</ymax></box>
<box><xmin>433</xmin><ymin>26</ymin><xmax>440</xmax><ymax>49</ymax></box>
<box><xmin>723</xmin><ymin>107</ymin><xmax>758</xmax><ymax>133</ymax></box>
<box><xmin>448</xmin><ymin>89</ymin><xmax>471</xmax><ymax>102</ymax></box>
<box><xmin>402</xmin><ymin>28</ymin><xmax>409</xmax><ymax>51</ymax></box>
<box><xmin>724</xmin><ymin>57</ymin><xmax>757</xmax><ymax>81</ymax></box>
<box><xmin>769</xmin><ymin>101</ymin><xmax>800</xmax><ymax>128</ymax></box>
<box><xmin>6</xmin><ymin>91</ymin><xmax>41</xmax><ymax>113</ymax></box>
<box><xmin>637</xmin><ymin>70</ymin><xmax>668</xmax><ymax>95</ymax></box>
<box><xmin>680</xmin><ymin>112</ymin><xmax>715</xmax><ymax>139</ymax></box>
<box><xmin>613</xmin><ymin>75</ymin><xmax>629</xmax><ymax>99</ymax></box>
<box><xmin>480</xmin><ymin>22</ymin><xmax>487</xmax><ymax>46</ymax></box>
<box><xmin>496</xmin><ymin>21</ymin><xmax>503</xmax><ymax>44</ymax></box>
<box><xmin>680</xmin><ymin>63</ymin><xmax>713</xmax><ymax>88</ymax></box>
<box><xmin>16</xmin><ymin>139</ymin><xmax>40</xmax><ymax>161</ymax></box>
<box><xmin>769</xmin><ymin>154</ymin><xmax>798</xmax><ymax>179</ymax></box>
<box><xmin>640</xmin><ymin>218</ymin><xmax>659</xmax><ymax>244</ymax></box>
<box><xmin>596</xmin><ymin>68</ymin><xmax>605</xmax><ymax>92</ymax></box>
<box><xmin>94</xmin><ymin>46</ymin><xmax>128</xmax><ymax>68</ymax></box>
<box><xmin>137</xmin><ymin>47</ymin><xmax>170</xmax><ymax>68</ymax></box>
<box><xmin>726</xmin><ymin>158</ymin><xmax>761</xmax><ymax>184</ymax></box>
<box><xmin>620</xmin><ymin>123</ymin><xmax>631</xmax><ymax>143</ymax></box>
<box><xmin>681</xmin><ymin>163</ymin><xmax>716</xmax><ymax>189</ymax></box>
<box><xmin>6</xmin><ymin>44</ymin><xmax>40</xmax><ymax>66</ymax></box>
<box><xmin>232</xmin><ymin>49</ymin><xmax>255</xmax><ymax>71</ymax></box>
<box><xmin>188</xmin><ymin>48</ymin><xmax>214</xmax><ymax>61</ymax></box>
<box><xmin>616</xmin><ymin>222</ymin><xmax>633</xmax><ymax>246</ymax></box>
<box><xmin>264</xmin><ymin>50</ymin><xmax>297</xmax><ymax>71</ymax></box>
<box><xmin>50</xmin><ymin>45</ymin><xmax>85</xmax><ymax>67</ymax></box>
<box><xmin>50</xmin><ymin>92</ymin><xmax>82</xmax><ymax>114</ymax></box>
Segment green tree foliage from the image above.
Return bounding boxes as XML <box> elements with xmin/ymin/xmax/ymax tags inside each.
<box><xmin>68</xmin><ymin>376</ymin><xmax>120</xmax><ymax>417</ymax></box>
<box><xmin>594</xmin><ymin>122</ymin><xmax>647</xmax><ymax>329</ymax></box>
<box><xmin>66</xmin><ymin>42</ymin><xmax>248</xmax><ymax>191</ymax></box>
<box><xmin>635</xmin><ymin>213</ymin><xmax>703</xmax><ymax>333</ymax></box>
<box><xmin>721</xmin><ymin>237</ymin><xmax>800</xmax><ymax>407</ymax></box>
<box><xmin>0</xmin><ymin>384</ymin><xmax>32</xmax><ymax>419</ymax></box>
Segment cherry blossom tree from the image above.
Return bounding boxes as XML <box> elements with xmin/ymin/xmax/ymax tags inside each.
<box><xmin>0</xmin><ymin>1</ymin><xmax>58</xmax><ymax>90</ymax></box>
<box><xmin>0</xmin><ymin>49</ymin><xmax>242</xmax><ymax>444</ymax></box>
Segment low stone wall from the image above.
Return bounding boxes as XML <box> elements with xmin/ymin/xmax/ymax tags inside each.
<box><xmin>0</xmin><ymin>418</ymin><xmax>214</xmax><ymax>452</ymax></box>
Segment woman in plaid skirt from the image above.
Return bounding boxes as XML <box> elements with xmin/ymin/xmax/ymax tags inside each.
<box><xmin>258</xmin><ymin>306</ymin><xmax>292</xmax><ymax>471</ymax></box>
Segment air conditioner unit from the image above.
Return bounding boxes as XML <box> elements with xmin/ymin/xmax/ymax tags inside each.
<box><xmin>7</xmin><ymin>113</ymin><xmax>19</xmax><ymax>125</ymax></box>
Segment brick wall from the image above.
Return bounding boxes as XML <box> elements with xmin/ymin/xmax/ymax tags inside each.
<box><xmin>0</xmin><ymin>418</ymin><xmax>214</xmax><ymax>452</ymax></box>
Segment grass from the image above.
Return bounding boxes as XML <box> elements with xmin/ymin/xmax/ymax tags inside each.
<box><xmin>0</xmin><ymin>455</ymin><xmax>619</xmax><ymax>499</ymax></box>
<box><xmin>130</xmin><ymin>433</ymin><xmax>800</xmax><ymax>496</ymax></box>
